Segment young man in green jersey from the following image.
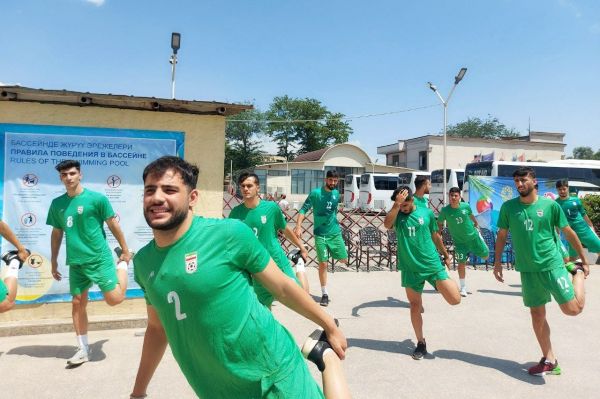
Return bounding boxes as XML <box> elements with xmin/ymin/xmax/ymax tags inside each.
<box><xmin>46</xmin><ymin>160</ymin><xmax>132</xmax><ymax>366</ymax></box>
<box><xmin>0</xmin><ymin>220</ymin><xmax>30</xmax><ymax>313</ymax></box>
<box><xmin>555</xmin><ymin>179</ymin><xmax>600</xmax><ymax>262</ymax></box>
<box><xmin>384</xmin><ymin>186</ymin><xmax>461</xmax><ymax>360</ymax></box>
<box><xmin>493</xmin><ymin>167</ymin><xmax>589</xmax><ymax>377</ymax></box>
<box><xmin>229</xmin><ymin>172</ymin><xmax>310</xmax><ymax>305</ymax></box>
<box><xmin>413</xmin><ymin>175</ymin><xmax>431</xmax><ymax>209</ymax></box>
<box><xmin>294</xmin><ymin>170</ymin><xmax>348</xmax><ymax>307</ymax></box>
<box><xmin>130</xmin><ymin>156</ymin><xmax>350</xmax><ymax>399</ymax></box>
<box><xmin>437</xmin><ymin>187</ymin><xmax>489</xmax><ymax>297</ymax></box>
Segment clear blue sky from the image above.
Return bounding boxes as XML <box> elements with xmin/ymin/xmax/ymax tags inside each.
<box><xmin>1</xmin><ymin>0</ymin><xmax>599</xmax><ymax>161</ymax></box>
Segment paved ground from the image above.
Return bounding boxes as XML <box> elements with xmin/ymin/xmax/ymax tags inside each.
<box><xmin>0</xmin><ymin>266</ymin><xmax>599</xmax><ymax>398</ymax></box>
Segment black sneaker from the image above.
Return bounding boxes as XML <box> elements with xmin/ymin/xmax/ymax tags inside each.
<box><xmin>301</xmin><ymin>329</ymin><xmax>333</xmax><ymax>371</ymax></box>
<box><xmin>320</xmin><ymin>294</ymin><xmax>329</xmax><ymax>307</ymax></box>
<box><xmin>412</xmin><ymin>340</ymin><xmax>427</xmax><ymax>360</ymax></box>
<box><xmin>1</xmin><ymin>249</ymin><xmax>28</xmax><ymax>269</ymax></box>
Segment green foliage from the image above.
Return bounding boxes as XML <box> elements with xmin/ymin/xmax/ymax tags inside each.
<box><xmin>582</xmin><ymin>195</ymin><xmax>600</xmax><ymax>230</ymax></box>
<box><xmin>446</xmin><ymin>115</ymin><xmax>519</xmax><ymax>139</ymax></box>
<box><xmin>572</xmin><ymin>146</ymin><xmax>600</xmax><ymax>160</ymax></box>
<box><xmin>265</xmin><ymin>95</ymin><xmax>352</xmax><ymax>158</ymax></box>
<box><xmin>225</xmin><ymin>109</ymin><xmax>265</xmax><ymax>173</ymax></box>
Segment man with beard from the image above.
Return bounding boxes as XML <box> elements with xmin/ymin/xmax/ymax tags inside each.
<box><xmin>413</xmin><ymin>175</ymin><xmax>431</xmax><ymax>209</ymax></box>
<box><xmin>294</xmin><ymin>170</ymin><xmax>348</xmax><ymax>307</ymax></box>
<box><xmin>46</xmin><ymin>159</ymin><xmax>132</xmax><ymax>366</ymax></box>
<box><xmin>229</xmin><ymin>172</ymin><xmax>309</xmax><ymax>305</ymax></box>
<box><xmin>384</xmin><ymin>186</ymin><xmax>460</xmax><ymax>360</ymax></box>
<box><xmin>494</xmin><ymin>167</ymin><xmax>589</xmax><ymax>377</ymax></box>
<box><xmin>130</xmin><ymin>156</ymin><xmax>350</xmax><ymax>399</ymax></box>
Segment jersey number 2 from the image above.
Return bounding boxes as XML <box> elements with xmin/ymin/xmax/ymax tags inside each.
<box><xmin>167</xmin><ymin>291</ymin><xmax>187</xmax><ymax>321</ymax></box>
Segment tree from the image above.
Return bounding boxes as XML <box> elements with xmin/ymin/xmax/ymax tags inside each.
<box><xmin>446</xmin><ymin>115</ymin><xmax>519</xmax><ymax>139</ymax></box>
<box><xmin>572</xmin><ymin>146</ymin><xmax>596</xmax><ymax>160</ymax></box>
<box><xmin>265</xmin><ymin>96</ymin><xmax>352</xmax><ymax>158</ymax></box>
<box><xmin>225</xmin><ymin>109</ymin><xmax>265</xmax><ymax>174</ymax></box>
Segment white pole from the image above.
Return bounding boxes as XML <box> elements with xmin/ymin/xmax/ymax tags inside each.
<box><xmin>171</xmin><ymin>54</ymin><xmax>177</xmax><ymax>99</ymax></box>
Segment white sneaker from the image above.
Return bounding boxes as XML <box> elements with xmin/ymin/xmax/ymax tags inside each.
<box><xmin>460</xmin><ymin>287</ymin><xmax>468</xmax><ymax>297</ymax></box>
<box><xmin>67</xmin><ymin>346</ymin><xmax>90</xmax><ymax>365</ymax></box>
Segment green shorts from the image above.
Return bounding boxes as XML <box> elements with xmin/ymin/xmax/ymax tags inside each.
<box><xmin>0</xmin><ymin>279</ymin><xmax>8</xmax><ymax>300</ymax></box>
<box><xmin>568</xmin><ymin>225</ymin><xmax>600</xmax><ymax>257</ymax></box>
<box><xmin>315</xmin><ymin>233</ymin><xmax>348</xmax><ymax>263</ymax></box>
<box><xmin>69</xmin><ymin>255</ymin><xmax>118</xmax><ymax>296</ymax></box>
<box><xmin>520</xmin><ymin>267</ymin><xmax>575</xmax><ymax>308</ymax></box>
<box><xmin>454</xmin><ymin>233</ymin><xmax>489</xmax><ymax>264</ymax></box>
<box><xmin>254</xmin><ymin>259</ymin><xmax>299</xmax><ymax>307</ymax></box>
<box><xmin>262</xmin><ymin>350</ymin><xmax>324</xmax><ymax>398</ymax></box>
<box><xmin>401</xmin><ymin>268</ymin><xmax>450</xmax><ymax>293</ymax></box>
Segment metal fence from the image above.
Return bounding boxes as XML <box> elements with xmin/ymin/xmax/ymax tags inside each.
<box><xmin>222</xmin><ymin>192</ymin><xmax>513</xmax><ymax>272</ymax></box>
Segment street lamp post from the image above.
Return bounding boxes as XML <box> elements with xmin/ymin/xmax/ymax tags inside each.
<box><xmin>427</xmin><ymin>67</ymin><xmax>467</xmax><ymax>205</ymax></box>
<box><xmin>170</xmin><ymin>32</ymin><xmax>181</xmax><ymax>99</ymax></box>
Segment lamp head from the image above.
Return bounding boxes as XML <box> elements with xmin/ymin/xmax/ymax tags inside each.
<box><xmin>454</xmin><ymin>67</ymin><xmax>467</xmax><ymax>84</ymax></box>
<box><xmin>171</xmin><ymin>32</ymin><xmax>181</xmax><ymax>54</ymax></box>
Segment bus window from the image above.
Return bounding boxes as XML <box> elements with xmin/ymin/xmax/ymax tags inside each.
<box><xmin>465</xmin><ymin>161</ymin><xmax>493</xmax><ymax>178</ymax></box>
<box><xmin>431</xmin><ymin>170</ymin><xmax>445</xmax><ymax>184</ymax></box>
<box><xmin>457</xmin><ymin>171</ymin><xmax>465</xmax><ymax>190</ymax></box>
<box><xmin>398</xmin><ymin>173</ymin><xmax>412</xmax><ymax>185</ymax></box>
<box><xmin>360</xmin><ymin>174</ymin><xmax>370</xmax><ymax>185</ymax></box>
<box><xmin>374</xmin><ymin>176</ymin><xmax>399</xmax><ymax>190</ymax></box>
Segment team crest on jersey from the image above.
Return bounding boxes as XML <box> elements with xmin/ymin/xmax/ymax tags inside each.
<box><xmin>185</xmin><ymin>252</ymin><xmax>198</xmax><ymax>274</ymax></box>
<box><xmin>537</xmin><ymin>210</ymin><xmax>544</xmax><ymax>217</ymax></box>
<box><xmin>418</xmin><ymin>217</ymin><xmax>424</xmax><ymax>225</ymax></box>
<box><xmin>572</xmin><ymin>201</ymin><xmax>577</xmax><ymax>206</ymax></box>
<box><xmin>261</xmin><ymin>215</ymin><xmax>267</xmax><ymax>224</ymax></box>
<box><xmin>77</xmin><ymin>206</ymin><xmax>84</xmax><ymax>214</ymax></box>
<box><xmin>461</xmin><ymin>210</ymin><xmax>467</xmax><ymax>214</ymax></box>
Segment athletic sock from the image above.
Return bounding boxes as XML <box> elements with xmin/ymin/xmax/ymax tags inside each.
<box><xmin>5</xmin><ymin>259</ymin><xmax>20</xmax><ymax>279</ymax></box>
<box><xmin>295</xmin><ymin>258</ymin><xmax>306</xmax><ymax>273</ymax></box>
<box><xmin>321</xmin><ymin>286</ymin><xmax>328</xmax><ymax>296</ymax></box>
<box><xmin>77</xmin><ymin>335</ymin><xmax>89</xmax><ymax>349</ymax></box>
<box><xmin>459</xmin><ymin>279</ymin><xmax>466</xmax><ymax>289</ymax></box>
<box><xmin>117</xmin><ymin>260</ymin><xmax>128</xmax><ymax>271</ymax></box>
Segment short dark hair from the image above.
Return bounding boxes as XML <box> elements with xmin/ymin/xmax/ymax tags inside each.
<box><xmin>326</xmin><ymin>170</ymin><xmax>339</xmax><ymax>178</ymax></box>
<box><xmin>55</xmin><ymin>159</ymin><xmax>80</xmax><ymax>172</ymax></box>
<box><xmin>448</xmin><ymin>186</ymin><xmax>461</xmax><ymax>195</ymax></box>
<box><xmin>143</xmin><ymin>156</ymin><xmax>199</xmax><ymax>190</ymax></box>
<box><xmin>414</xmin><ymin>175</ymin><xmax>430</xmax><ymax>190</ymax></box>
<box><xmin>513</xmin><ymin>166</ymin><xmax>536</xmax><ymax>179</ymax></box>
<box><xmin>391</xmin><ymin>185</ymin><xmax>413</xmax><ymax>202</ymax></box>
<box><xmin>556</xmin><ymin>179</ymin><xmax>569</xmax><ymax>188</ymax></box>
<box><xmin>238</xmin><ymin>172</ymin><xmax>260</xmax><ymax>186</ymax></box>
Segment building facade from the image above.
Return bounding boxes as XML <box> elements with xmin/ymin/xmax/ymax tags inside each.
<box><xmin>377</xmin><ymin>131</ymin><xmax>566</xmax><ymax>171</ymax></box>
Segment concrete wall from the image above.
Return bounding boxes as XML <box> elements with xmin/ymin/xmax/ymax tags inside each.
<box><xmin>0</xmin><ymin>102</ymin><xmax>225</xmax><ymax>217</ymax></box>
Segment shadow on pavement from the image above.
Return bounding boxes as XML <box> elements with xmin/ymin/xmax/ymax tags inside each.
<box><xmin>478</xmin><ymin>289</ymin><xmax>522</xmax><ymax>297</ymax></box>
<box><xmin>509</xmin><ymin>284</ymin><xmax>522</xmax><ymax>288</ymax></box>
<box><xmin>347</xmin><ymin>338</ymin><xmax>415</xmax><ymax>356</ymax></box>
<box><xmin>351</xmin><ymin>296</ymin><xmax>409</xmax><ymax>317</ymax></box>
<box><xmin>432</xmin><ymin>349</ymin><xmax>545</xmax><ymax>385</ymax></box>
<box><xmin>7</xmin><ymin>339</ymin><xmax>108</xmax><ymax>362</ymax></box>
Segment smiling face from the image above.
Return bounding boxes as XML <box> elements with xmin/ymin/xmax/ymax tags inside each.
<box><xmin>143</xmin><ymin>168</ymin><xmax>198</xmax><ymax>231</ymax></box>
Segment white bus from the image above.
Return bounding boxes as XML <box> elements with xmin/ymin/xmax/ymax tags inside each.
<box><xmin>463</xmin><ymin>160</ymin><xmax>600</xmax><ymax>202</ymax></box>
<box><xmin>397</xmin><ymin>171</ymin><xmax>431</xmax><ymax>193</ymax></box>
<box><xmin>429</xmin><ymin>168</ymin><xmax>465</xmax><ymax>209</ymax></box>
<box><xmin>343</xmin><ymin>174</ymin><xmax>361</xmax><ymax>209</ymax></box>
<box><xmin>358</xmin><ymin>173</ymin><xmax>399</xmax><ymax>213</ymax></box>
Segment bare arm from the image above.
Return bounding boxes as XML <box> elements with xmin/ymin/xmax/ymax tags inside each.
<box><xmin>105</xmin><ymin>217</ymin><xmax>132</xmax><ymax>263</ymax></box>
<box><xmin>254</xmin><ymin>260</ymin><xmax>346</xmax><ymax>359</ymax></box>
<box><xmin>0</xmin><ymin>221</ymin><xmax>28</xmax><ymax>262</ymax></box>
<box><xmin>283</xmin><ymin>225</ymin><xmax>308</xmax><ymax>260</ymax></box>
<box><xmin>294</xmin><ymin>213</ymin><xmax>306</xmax><ymax>240</ymax></box>
<box><xmin>50</xmin><ymin>228</ymin><xmax>64</xmax><ymax>281</ymax></box>
<box><xmin>583</xmin><ymin>214</ymin><xmax>595</xmax><ymax>230</ymax></box>
<box><xmin>561</xmin><ymin>225</ymin><xmax>590</xmax><ymax>275</ymax></box>
<box><xmin>493</xmin><ymin>228</ymin><xmax>508</xmax><ymax>282</ymax></box>
<box><xmin>0</xmin><ymin>278</ymin><xmax>17</xmax><ymax>313</ymax></box>
<box><xmin>384</xmin><ymin>189</ymin><xmax>408</xmax><ymax>230</ymax></box>
<box><xmin>131</xmin><ymin>305</ymin><xmax>168</xmax><ymax>398</ymax></box>
<box><xmin>431</xmin><ymin>232</ymin><xmax>451</xmax><ymax>269</ymax></box>
<box><xmin>469</xmin><ymin>214</ymin><xmax>479</xmax><ymax>229</ymax></box>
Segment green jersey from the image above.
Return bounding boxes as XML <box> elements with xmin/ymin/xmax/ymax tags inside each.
<box><xmin>46</xmin><ymin>189</ymin><xmax>114</xmax><ymax>265</ymax></box>
<box><xmin>498</xmin><ymin>196</ymin><xmax>568</xmax><ymax>273</ymax></box>
<box><xmin>134</xmin><ymin>217</ymin><xmax>315</xmax><ymax>398</ymax></box>
<box><xmin>394</xmin><ymin>206</ymin><xmax>442</xmax><ymax>273</ymax></box>
<box><xmin>437</xmin><ymin>202</ymin><xmax>478</xmax><ymax>244</ymax></box>
<box><xmin>556</xmin><ymin>197</ymin><xmax>587</xmax><ymax>229</ymax></box>
<box><xmin>414</xmin><ymin>195</ymin><xmax>429</xmax><ymax>209</ymax></box>
<box><xmin>299</xmin><ymin>187</ymin><xmax>341</xmax><ymax>237</ymax></box>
